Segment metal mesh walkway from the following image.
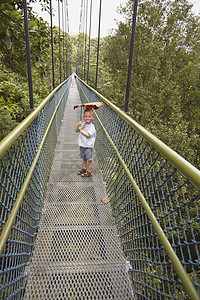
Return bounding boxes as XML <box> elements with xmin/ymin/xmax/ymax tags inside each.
<box><xmin>23</xmin><ymin>84</ymin><xmax>134</xmax><ymax>299</ymax></box>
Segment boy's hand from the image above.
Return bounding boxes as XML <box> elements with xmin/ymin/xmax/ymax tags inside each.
<box><xmin>75</xmin><ymin>120</ymin><xmax>83</xmax><ymax>132</ymax></box>
<box><xmin>78</xmin><ymin>121</ymin><xmax>82</xmax><ymax>131</ymax></box>
<box><xmin>79</xmin><ymin>126</ymin><xmax>83</xmax><ymax>131</ymax></box>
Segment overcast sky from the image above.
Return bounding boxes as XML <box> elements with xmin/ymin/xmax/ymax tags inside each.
<box><xmin>31</xmin><ymin>0</ymin><xmax>200</xmax><ymax>37</ymax></box>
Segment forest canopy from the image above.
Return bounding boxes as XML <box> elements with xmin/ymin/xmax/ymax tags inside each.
<box><xmin>0</xmin><ymin>0</ymin><xmax>200</xmax><ymax>169</ymax></box>
<box><xmin>95</xmin><ymin>0</ymin><xmax>200</xmax><ymax>169</ymax></box>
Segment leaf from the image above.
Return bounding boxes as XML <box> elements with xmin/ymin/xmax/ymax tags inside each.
<box><xmin>40</xmin><ymin>37</ymin><xmax>45</xmax><ymax>43</ymax></box>
<box><xmin>28</xmin><ymin>20</ymin><xmax>37</xmax><ymax>28</ymax></box>
<box><xmin>4</xmin><ymin>33</ymin><xmax>12</xmax><ymax>52</ymax></box>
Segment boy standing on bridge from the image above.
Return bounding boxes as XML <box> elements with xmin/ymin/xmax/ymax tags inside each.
<box><xmin>75</xmin><ymin>108</ymin><xmax>96</xmax><ymax>177</ymax></box>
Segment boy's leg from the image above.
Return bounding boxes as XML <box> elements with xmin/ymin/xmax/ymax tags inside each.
<box><xmin>81</xmin><ymin>160</ymin><xmax>92</xmax><ymax>177</ymax></box>
<box><xmin>83</xmin><ymin>159</ymin><xmax>87</xmax><ymax>170</ymax></box>
<box><xmin>88</xmin><ymin>160</ymin><xmax>93</xmax><ymax>173</ymax></box>
<box><xmin>78</xmin><ymin>159</ymin><xmax>87</xmax><ymax>175</ymax></box>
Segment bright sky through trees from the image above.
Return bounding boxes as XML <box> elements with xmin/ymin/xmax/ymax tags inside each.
<box><xmin>31</xmin><ymin>0</ymin><xmax>127</xmax><ymax>37</ymax></box>
<box><xmin>31</xmin><ymin>0</ymin><xmax>200</xmax><ymax>37</ymax></box>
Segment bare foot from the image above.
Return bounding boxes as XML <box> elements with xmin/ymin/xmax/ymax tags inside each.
<box><xmin>102</xmin><ymin>196</ymin><xmax>109</xmax><ymax>203</ymax></box>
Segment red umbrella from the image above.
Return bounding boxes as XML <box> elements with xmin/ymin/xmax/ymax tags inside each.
<box><xmin>74</xmin><ymin>102</ymin><xmax>104</xmax><ymax>110</ymax></box>
<box><xmin>74</xmin><ymin>102</ymin><xmax>104</xmax><ymax>120</ymax></box>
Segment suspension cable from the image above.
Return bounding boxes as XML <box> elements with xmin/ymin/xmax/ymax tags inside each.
<box><xmin>82</xmin><ymin>0</ymin><xmax>85</xmax><ymax>75</ymax></box>
<box><xmin>95</xmin><ymin>0</ymin><xmax>102</xmax><ymax>90</ymax></box>
<box><xmin>84</xmin><ymin>0</ymin><xmax>88</xmax><ymax>80</ymax></box>
<box><xmin>23</xmin><ymin>0</ymin><xmax>34</xmax><ymax>109</ymax></box>
<box><xmin>76</xmin><ymin>6</ymin><xmax>81</xmax><ymax>73</ymax></box>
<box><xmin>76</xmin><ymin>3</ymin><xmax>82</xmax><ymax>72</ymax></box>
<box><xmin>62</xmin><ymin>0</ymin><xmax>65</xmax><ymax>79</ymax></box>
<box><xmin>77</xmin><ymin>0</ymin><xmax>84</xmax><ymax>76</ymax></box>
<box><xmin>58</xmin><ymin>0</ymin><xmax>61</xmax><ymax>83</ymax></box>
<box><xmin>124</xmin><ymin>0</ymin><xmax>138</xmax><ymax>112</ymax></box>
<box><xmin>50</xmin><ymin>0</ymin><xmax>55</xmax><ymax>90</ymax></box>
<box><xmin>64</xmin><ymin>0</ymin><xmax>67</xmax><ymax>77</ymax></box>
<box><xmin>66</xmin><ymin>0</ymin><xmax>70</xmax><ymax>76</ymax></box>
<box><xmin>87</xmin><ymin>0</ymin><xmax>92</xmax><ymax>83</ymax></box>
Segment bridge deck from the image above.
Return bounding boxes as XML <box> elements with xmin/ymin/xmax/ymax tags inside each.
<box><xmin>24</xmin><ymin>85</ymin><xmax>134</xmax><ymax>299</ymax></box>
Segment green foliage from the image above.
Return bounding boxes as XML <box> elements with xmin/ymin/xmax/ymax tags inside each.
<box><xmin>0</xmin><ymin>71</ymin><xmax>30</xmax><ymax>122</ymax></box>
<box><xmin>0</xmin><ymin>107</ymin><xmax>18</xmax><ymax>141</ymax></box>
<box><xmin>94</xmin><ymin>0</ymin><xmax>200</xmax><ymax>170</ymax></box>
<box><xmin>0</xmin><ymin>0</ymin><xmax>71</xmax><ymax>141</ymax></box>
<box><xmin>0</xmin><ymin>68</ymin><xmax>43</xmax><ymax>139</ymax></box>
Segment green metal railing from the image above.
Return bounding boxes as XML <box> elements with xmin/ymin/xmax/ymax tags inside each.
<box><xmin>0</xmin><ymin>78</ymin><xmax>71</xmax><ymax>299</ymax></box>
<box><xmin>77</xmin><ymin>78</ymin><xmax>200</xmax><ymax>299</ymax></box>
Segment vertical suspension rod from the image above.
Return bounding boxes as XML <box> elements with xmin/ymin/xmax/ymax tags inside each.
<box><xmin>23</xmin><ymin>0</ymin><xmax>34</xmax><ymax>109</ymax></box>
<box><xmin>62</xmin><ymin>0</ymin><xmax>65</xmax><ymax>79</ymax></box>
<box><xmin>77</xmin><ymin>0</ymin><xmax>84</xmax><ymax>75</ymax></box>
<box><xmin>65</xmin><ymin>0</ymin><xmax>67</xmax><ymax>77</ymax></box>
<box><xmin>84</xmin><ymin>0</ymin><xmax>88</xmax><ymax>80</ymax></box>
<box><xmin>82</xmin><ymin>0</ymin><xmax>85</xmax><ymax>75</ymax></box>
<box><xmin>58</xmin><ymin>0</ymin><xmax>62</xmax><ymax>83</ymax></box>
<box><xmin>95</xmin><ymin>0</ymin><xmax>102</xmax><ymax>90</ymax></box>
<box><xmin>50</xmin><ymin>0</ymin><xmax>55</xmax><ymax>90</ymax></box>
<box><xmin>87</xmin><ymin>0</ymin><xmax>92</xmax><ymax>83</ymax></box>
<box><xmin>124</xmin><ymin>0</ymin><xmax>138</xmax><ymax>112</ymax></box>
<box><xmin>77</xmin><ymin>0</ymin><xmax>83</xmax><ymax>73</ymax></box>
<box><xmin>66</xmin><ymin>0</ymin><xmax>69</xmax><ymax>76</ymax></box>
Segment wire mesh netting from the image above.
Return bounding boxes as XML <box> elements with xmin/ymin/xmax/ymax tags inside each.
<box><xmin>23</xmin><ymin>83</ymin><xmax>134</xmax><ymax>299</ymax></box>
<box><xmin>0</xmin><ymin>80</ymin><xmax>71</xmax><ymax>299</ymax></box>
<box><xmin>77</xmin><ymin>79</ymin><xmax>200</xmax><ymax>299</ymax></box>
<box><xmin>1</xmin><ymin>77</ymin><xmax>200</xmax><ymax>299</ymax></box>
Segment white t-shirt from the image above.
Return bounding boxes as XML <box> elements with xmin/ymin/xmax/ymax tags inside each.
<box><xmin>77</xmin><ymin>122</ymin><xmax>96</xmax><ymax>148</ymax></box>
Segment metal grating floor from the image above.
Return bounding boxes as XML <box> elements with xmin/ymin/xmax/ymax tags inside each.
<box><xmin>23</xmin><ymin>84</ymin><xmax>134</xmax><ymax>299</ymax></box>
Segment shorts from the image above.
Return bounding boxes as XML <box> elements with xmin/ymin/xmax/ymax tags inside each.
<box><xmin>80</xmin><ymin>146</ymin><xmax>93</xmax><ymax>161</ymax></box>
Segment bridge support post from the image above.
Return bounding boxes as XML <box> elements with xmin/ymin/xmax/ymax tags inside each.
<box><xmin>50</xmin><ymin>0</ymin><xmax>55</xmax><ymax>90</ymax></box>
<box><xmin>124</xmin><ymin>0</ymin><xmax>138</xmax><ymax>112</ymax></box>
<box><xmin>95</xmin><ymin>0</ymin><xmax>102</xmax><ymax>90</ymax></box>
<box><xmin>23</xmin><ymin>0</ymin><xmax>34</xmax><ymax>109</ymax></box>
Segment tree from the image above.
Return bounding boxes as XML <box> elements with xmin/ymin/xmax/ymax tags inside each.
<box><xmin>0</xmin><ymin>0</ymin><xmax>66</xmax><ymax>140</ymax></box>
<box><xmin>100</xmin><ymin>0</ymin><xmax>200</xmax><ymax>168</ymax></box>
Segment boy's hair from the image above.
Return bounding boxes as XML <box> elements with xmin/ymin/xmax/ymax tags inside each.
<box><xmin>84</xmin><ymin>108</ymin><xmax>94</xmax><ymax>117</ymax></box>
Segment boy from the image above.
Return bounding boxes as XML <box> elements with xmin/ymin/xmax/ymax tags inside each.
<box><xmin>75</xmin><ymin>108</ymin><xmax>96</xmax><ymax>177</ymax></box>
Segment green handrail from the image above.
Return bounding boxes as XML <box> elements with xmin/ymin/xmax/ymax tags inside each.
<box><xmin>0</xmin><ymin>80</ymin><xmax>70</xmax><ymax>256</ymax></box>
<box><xmin>77</xmin><ymin>79</ymin><xmax>200</xmax><ymax>300</ymax></box>
<box><xmin>79</xmin><ymin>79</ymin><xmax>200</xmax><ymax>190</ymax></box>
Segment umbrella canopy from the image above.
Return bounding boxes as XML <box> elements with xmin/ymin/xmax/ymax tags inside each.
<box><xmin>74</xmin><ymin>102</ymin><xmax>104</xmax><ymax>110</ymax></box>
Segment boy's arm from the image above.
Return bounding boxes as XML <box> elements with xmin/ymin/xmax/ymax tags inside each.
<box><xmin>75</xmin><ymin>121</ymin><xmax>82</xmax><ymax>132</ymax></box>
<box><xmin>79</xmin><ymin>127</ymin><xmax>90</xmax><ymax>138</ymax></box>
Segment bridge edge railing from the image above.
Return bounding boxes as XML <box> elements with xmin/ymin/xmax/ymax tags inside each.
<box><xmin>76</xmin><ymin>77</ymin><xmax>200</xmax><ymax>300</ymax></box>
<box><xmin>0</xmin><ymin>78</ymin><xmax>71</xmax><ymax>298</ymax></box>
<box><xmin>77</xmin><ymin>78</ymin><xmax>200</xmax><ymax>190</ymax></box>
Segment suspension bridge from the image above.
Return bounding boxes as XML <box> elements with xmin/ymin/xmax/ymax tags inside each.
<box><xmin>1</xmin><ymin>0</ymin><xmax>200</xmax><ymax>299</ymax></box>
<box><xmin>1</xmin><ymin>76</ymin><xmax>200</xmax><ymax>299</ymax></box>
